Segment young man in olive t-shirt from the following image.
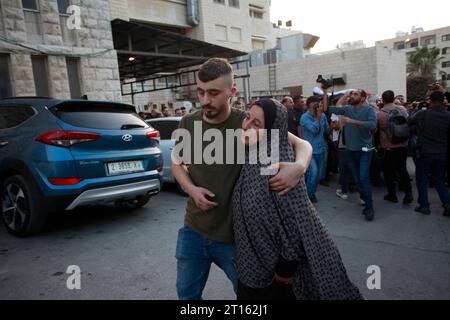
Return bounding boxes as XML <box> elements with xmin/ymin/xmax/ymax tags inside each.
<box><xmin>171</xmin><ymin>58</ymin><xmax>312</xmax><ymax>300</ymax></box>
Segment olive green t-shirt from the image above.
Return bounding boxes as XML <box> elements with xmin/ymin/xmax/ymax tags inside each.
<box><xmin>175</xmin><ymin>108</ymin><xmax>246</xmax><ymax>243</ymax></box>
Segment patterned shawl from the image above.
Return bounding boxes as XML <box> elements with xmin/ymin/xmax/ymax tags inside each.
<box><xmin>232</xmin><ymin>99</ymin><xmax>363</xmax><ymax>300</ymax></box>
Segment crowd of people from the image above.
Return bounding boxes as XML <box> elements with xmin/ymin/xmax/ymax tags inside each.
<box><xmin>279</xmin><ymin>83</ymin><xmax>450</xmax><ymax>221</ymax></box>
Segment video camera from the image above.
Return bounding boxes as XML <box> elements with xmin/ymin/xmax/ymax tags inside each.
<box><xmin>316</xmin><ymin>75</ymin><xmax>334</xmax><ymax>89</ymax></box>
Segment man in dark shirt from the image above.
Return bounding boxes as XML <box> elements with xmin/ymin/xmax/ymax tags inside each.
<box><xmin>282</xmin><ymin>96</ymin><xmax>300</xmax><ymax>137</ymax></box>
<box><xmin>293</xmin><ymin>96</ymin><xmax>306</xmax><ymax>137</ymax></box>
<box><xmin>409</xmin><ymin>91</ymin><xmax>450</xmax><ymax>216</ymax></box>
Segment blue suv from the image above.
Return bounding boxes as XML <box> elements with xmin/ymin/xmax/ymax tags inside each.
<box><xmin>0</xmin><ymin>97</ymin><xmax>163</xmax><ymax>236</ymax></box>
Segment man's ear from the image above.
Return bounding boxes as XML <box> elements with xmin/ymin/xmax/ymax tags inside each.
<box><xmin>231</xmin><ymin>86</ymin><xmax>237</xmax><ymax>97</ymax></box>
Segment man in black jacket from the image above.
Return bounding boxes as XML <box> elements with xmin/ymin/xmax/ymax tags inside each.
<box><xmin>409</xmin><ymin>91</ymin><xmax>450</xmax><ymax>216</ymax></box>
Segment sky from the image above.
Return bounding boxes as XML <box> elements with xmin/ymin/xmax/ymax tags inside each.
<box><xmin>270</xmin><ymin>0</ymin><xmax>450</xmax><ymax>53</ymax></box>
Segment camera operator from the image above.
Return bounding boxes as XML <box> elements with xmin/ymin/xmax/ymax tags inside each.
<box><xmin>323</xmin><ymin>87</ymin><xmax>377</xmax><ymax>221</ymax></box>
<box><xmin>409</xmin><ymin>90</ymin><xmax>450</xmax><ymax>217</ymax></box>
<box><xmin>300</xmin><ymin>96</ymin><xmax>330</xmax><ymax>203</ymax></box>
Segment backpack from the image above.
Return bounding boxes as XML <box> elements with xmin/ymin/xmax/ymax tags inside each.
<box><xmin>382</xmin><ymin>107</ymin><xmax>410</xmax><ymax>144</ymax></box>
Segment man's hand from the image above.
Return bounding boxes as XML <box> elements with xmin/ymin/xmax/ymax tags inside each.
<box><xmin>268</xmin><ymin>162</ymin><xmax>305</xmax><ymax>196</ymax></box>
<box><xmin>274</xmin><ymin>273</ymin><xmax>294</xmax><ymax>285</ymax></box>
<box><xmin>339</xmin><ymin>116</ymin><xmax>353</xmax><ymax>126</ymax></box>
<box><xmin>188</xmin><ymin>186</ymin><xmax>218</xmax><ymax>211</ymax></box>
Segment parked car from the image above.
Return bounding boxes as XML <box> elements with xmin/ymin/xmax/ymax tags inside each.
<box><xmin>0</xmin><ymin>97</ymin><xmax>163</xmax><ymax>236</ymax></box>
<box><xmin>146</xmin><ymin>117</ymin><xmax>187</xmax><ymax>196</ymax></box>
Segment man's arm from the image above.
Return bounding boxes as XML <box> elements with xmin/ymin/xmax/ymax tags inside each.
<box><xmin>269</xmin><ymin>133</ymin><xmax>312</xmax><ymax>196</ymax></box>
<box><xmin>340</xmin><ymin>109</ymin><xmax>377</xmax><ymax>130</ymax></box>
<box><xmin>300</xmin><ymin>114</ymin><xmax>320</xmax><ymax>134</ymax></box>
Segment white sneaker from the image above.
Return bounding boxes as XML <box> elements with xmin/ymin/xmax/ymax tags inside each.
<box><xmin>336</xmin><ymin>189</ymin><xmax>348</xmax><ymax>200</ymax></box>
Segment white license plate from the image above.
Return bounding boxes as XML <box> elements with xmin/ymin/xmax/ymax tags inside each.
<box><xmin>107</xmin><ymin>160</ymin><xmax>144</xmax><ymax>176</ymax></box>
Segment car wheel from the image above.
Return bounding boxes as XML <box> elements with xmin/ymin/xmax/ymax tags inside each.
<box><xmin>1</xmin><ymin>175</ymin><xmax>47</xmax><ymax>236</ymax></box>
<box><xmin>175</xmin><ymin>181</ymin><xmax>189</xmax><ymax>197</ymax></box>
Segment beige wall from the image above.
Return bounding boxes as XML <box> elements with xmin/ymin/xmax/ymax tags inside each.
<box><xmin>235</xmin><ymin>47</ymin><xmax>406</xmax><ymax>98</ymax></box>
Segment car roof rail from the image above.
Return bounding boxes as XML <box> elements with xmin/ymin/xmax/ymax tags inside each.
<box><xmin>0</xmin><ymin>96</ymin><xmax>55</xmax><ymax>100</ymax></box>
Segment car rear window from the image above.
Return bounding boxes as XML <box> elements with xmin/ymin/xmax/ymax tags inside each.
<box><xmin>147</xmin><ymin>120</ymin><xmax>180</xmax><ymax>140</ymax></box>
<box><xmin>50</xmin><ymin>103</ymin><xmax>149</xmax><ymax>130</ymax></box>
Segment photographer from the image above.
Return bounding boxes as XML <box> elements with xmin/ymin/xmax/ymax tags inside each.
<box><xmin>409</xmin><ymin>90</ymin><xmax>450</xmax><ymax>217</ymax></box>
<box><xmin>323</xmin><ymin>87</ymin><xmax>377</xmax><ymax>221</ymax></box>
<box><xmin>300</xmin><ymin>96</ymin><xmax>330</xmax><ymax>203</ymax></box>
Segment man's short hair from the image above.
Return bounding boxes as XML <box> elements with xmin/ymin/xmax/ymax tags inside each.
<box><xmin>281</xmin><ymin>96</ymin><xmax>293</xmax><ymax>104</ymax></box>
<box><xmin>382</xmin><ymin>90</ymin><xmax>395</xmax><ymax>103</ymax></box>
<box><xmin>293</xmin><ymin>95</ymin><xmax>304</xmax><ymax>103</ymax></box>
<box><xmin>359</xmin><ymin>89</ymin><xmax>367</xmax><ymax>99</ymax></box>
<box><xmin>429</xmin><ymin>91</ymin><xmax>445</xmax><ymax>104</ymax></box>
<box><xmin>198</xmin><ymin>58</ymin><xmax>233</xmax><ymax>84</ymax></box>
<box><xmin>306</xmin><ymin>96</ymin><xmax>320</xmax><ymax>106</ymax></box>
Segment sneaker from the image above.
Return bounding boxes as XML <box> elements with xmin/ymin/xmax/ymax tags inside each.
<box><xmin>403</xmin><ymin>194</ymin><xmax>414</xmax><ymax>204</ymax></box>
<box><xmin>309</xmin><ymin>195</ymin><xmax>318</xmax><ymax>203</ymax></box>
<box><xmin>384</xmin><ymin>194</ymin><xmax>399</xmax><ymax>203</ymax></box>
<box><xmin>363</xmin><ymin>207</ymin><xmax>375</xmax><ymax>221</ymax></box>
<box><xmin>360</xmin><ymin>199</ymin><xmax>366</xmax><ymax>206</ymax></box>
<box><xmin>415</xmin><ymin>206</ymin><xmax>431</xmax><ymax>215</ymax></box>
<box><xmin>336</xmin><ymin>189</ymin><xmax>348</xmax><ymax>200</ymax></box>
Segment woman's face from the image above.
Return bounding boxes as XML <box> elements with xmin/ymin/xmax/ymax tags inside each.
<box><xmin>241</xmin><ymin>104</ymin><xmax>265</xmax><ymax>145</ymax></box>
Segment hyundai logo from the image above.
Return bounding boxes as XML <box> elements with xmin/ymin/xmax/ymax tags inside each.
<box><xmin>122</xmin><ymin>134</ymin><xmax>133</xmax><ymax>142</ymax></box>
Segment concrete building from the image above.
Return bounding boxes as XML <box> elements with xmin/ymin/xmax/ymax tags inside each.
<box><xmin>0</xmin><ymin>0</ymin><xmax>122</xmax><ymax>101</ymax></box>
<box><xmin>376</xmin><ymin>26</ymin><xmax>450</xmax><ymax>86</ymax></box>
<box><xmin>236</xmin><ymin>45</ymin><xmax>407</xmax><ymax>99</ymax></box>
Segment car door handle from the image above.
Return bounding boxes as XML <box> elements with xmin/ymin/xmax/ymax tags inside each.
<box><xmin>0</xmin><ymin>141</ymin><xmax>8</xmax><ymax>147</ymax></box>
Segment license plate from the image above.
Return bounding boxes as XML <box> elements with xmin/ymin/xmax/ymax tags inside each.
<box><xmin>107</xmin><ymin>160</ymin><xmax>144</xmax><ymax>176</ymax></box>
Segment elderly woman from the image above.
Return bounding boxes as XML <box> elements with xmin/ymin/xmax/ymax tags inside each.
<box><xmin>232</xmin><ymin>98</ymin><xmax>362</xmax><ymax>300</ymax></box>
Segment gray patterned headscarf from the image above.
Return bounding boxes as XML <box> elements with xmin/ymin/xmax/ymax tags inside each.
<box><xmin>232</xmin><ymin>99</ymin><xmax>362</xmax><ymax>300</ymax></box>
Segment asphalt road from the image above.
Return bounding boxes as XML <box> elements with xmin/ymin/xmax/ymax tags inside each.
<box><xmin>1</xmin><ymin>167</ymin><xmax>449</xmax><ymax>300</ymax></box>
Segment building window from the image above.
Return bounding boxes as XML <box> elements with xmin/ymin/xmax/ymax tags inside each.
<box><xmin>57</xmin><ymin>0</ymin><xmax>70</xmax><ymax>14</ymax></box>
<box><xmin>230</xmin><ymin>27</ymin><xmax>242</xmax><ymax>43</ymax></box>
<box><xmin>409</xmin><ymin>39</ymin><xmax>418</xmax><ymax>48</ymax></box>
<box><xmin>213</xmin><ymin>0</ymin><xmax>225</xmax><ymax>5</ymax></box>
<box><xmin>442</xmin><ymin>34</ymin><xmax>450</xmax><ymax>41</ymax></box>
<box><xmin>22</xmin><ymin>0</ymin><xmax>39</xmax><ymax>11</ymax></box>
<box><xmin>215</xmin><ymin>24</ymin><xmax>227</xmax><ymax>41</ymax></box>
<box><xmin>421</xmin><ymin>35</ymin><xmax>436</xmax><ymax>46</ymax></box>
<box><xmin>249</xmin><ymin>9</ymin><xmax>263</xmax><ymax>19</ymax></box>
<box><xmin>66</xmin><ymin>58</ymin><xmax>82</xmax><ymax>98</ymax></box>
<box><xmin>394</xmin><ymin>41</ymin><xmax>405</xmax><ymax>50</ymax></box>
<box><xmin>0</xmin><ymin>55</ymin><xmax>12</xmax><ymax>99</ymax></box>
<box><xmin>31</xmin><ymin>56</ymin><xmax>50</xmax><ymax>96</ymax></box>
<box><xmin>23</xmin><ymin>0</ymin><xmax>43</xmax><ymax>44</ymax></box>
<box><xmin>442</xmin><ymin>61</ymin><xmax>450</xmax><ymax>68</ymax></box>
<box><xmin>229</xmin><ymin>0</ymin><xmax>239</xmax><ymax>8</ymax></box>
<box><xmin>443</xmin><ymin>48</ymin><xmax>450</xmax><ymax>55</ymax></box>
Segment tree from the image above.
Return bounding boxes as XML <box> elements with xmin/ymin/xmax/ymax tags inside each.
<box><xmin>407</xmin><ymin>47</ymin><xmax>442</xmax><ymax>77</ymax></box>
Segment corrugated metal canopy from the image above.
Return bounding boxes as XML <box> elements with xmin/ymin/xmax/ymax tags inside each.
<box><xmin>112</xmin><ymin>19</ymin><xmax>247</xmax><ymax>80</ymax></box>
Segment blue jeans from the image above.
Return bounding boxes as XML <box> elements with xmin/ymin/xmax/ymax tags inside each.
<box><xmin>415</xmin><ymin>154</ymin><xmax>450</xmax><ymax>208</ymax></box>
<box><xmin>306</xmin><ymin>152</ymin><xmax>326</xmax><ymax>198</ymax></box>
<box><xmin>175</xmin><ymin>225</ymin><xmax>238</xmax><ymax>300</ymax></box>
<box><xmin>347</xmin><ymin>150</ymin><xmax>374</xmax><ymax>209</ymax></box>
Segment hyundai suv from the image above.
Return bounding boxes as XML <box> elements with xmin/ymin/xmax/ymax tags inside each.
<box><xmin>0</xmin><ymin>97</ymin><xmax>162</xmax><ymax>236</ymax></box>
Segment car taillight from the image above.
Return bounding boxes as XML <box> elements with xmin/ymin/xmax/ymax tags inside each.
<box><xmin>36</xmin><ymin>131</ymin><xmax>101</xmax><ymax>147</ymax></box>
<box><xmin>48</xmin><ymin>178</ymin><xmax>83</xmax><ymax>186</ymax></box>
<box><xmin>147</xmin><ymin>130</ymin><xmax>160</xmax><ymax>142</ymax></box>
<box><xmin>157</xmin><ymin>164</ymin><xmax>163</xmax><ymax>172</ymax></box>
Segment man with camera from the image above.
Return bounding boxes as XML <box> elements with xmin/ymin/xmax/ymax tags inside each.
<box><xmin>300</xmin><ymin>96</ymin><xmax>330</xmax><ymax>203</ymax></box>
<box><xmin>323</xmin><ymin>87</ymin><xmax>377</xmax><ymax>221</ymax></box>
<box><xmin>409</xmin><ymin>90</ymin><xmax>450</xmax><ymax>217</ymax></box>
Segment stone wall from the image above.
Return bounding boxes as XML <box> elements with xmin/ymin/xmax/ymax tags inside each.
<box><xmin>0</xmin><ymin>0</ymin><xmax>121</xmax><ymax>100</ymax></box>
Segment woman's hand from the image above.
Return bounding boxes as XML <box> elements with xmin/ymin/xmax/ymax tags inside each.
<box><xmin>268</xmin><ymin>162</ymin><xmax>304</xmax><ymax>196</ymax></box>
<box><xmin>274</xmin><ymin>273</ymin><xmax>294</xmax><ymax>285</ymax></box>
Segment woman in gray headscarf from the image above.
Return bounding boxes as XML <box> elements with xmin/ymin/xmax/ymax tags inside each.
<box><xmin>232</xmin><ymin>98</ymin><xmax>362</xmax><ymax>300</ymax></box>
